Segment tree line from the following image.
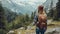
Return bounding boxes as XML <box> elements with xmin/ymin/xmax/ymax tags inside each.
<box><xmin>47</xmin><ymin>0</ymin><xmax>60</xmax><ymax>21</ymax></box>
<box><xmin>0</xmin><ymin>1</ymin><xmax>35</xmax><ymax>34</ymax></box>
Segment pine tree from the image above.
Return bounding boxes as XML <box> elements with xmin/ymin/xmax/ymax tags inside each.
<box><xmin>50</xmin><ymin>0</ymin><xmax>53</xmax><ymax>17</ymax></box>
<box><xmin>25</xmin><ymin>13</ymin><xmax>29</xmax><ymax>21</ymax></box>
<box><xmin>0</xmin><ymin>1</ymin><xmax>5</xmax><ymax>29</ymax></box>
<box><xmin>0</xmin><ymin>1</ymin><xmax>7</xmax><ymax>34</ymax></box>
<box><xmin>56</xmin><ymin>0</ymin><xmax>60</xmax><ymax>20</ymax></box>
<box><xmin>31</xmin><ymin>12</ymin><xmax>34</xmax><ymax>21</ymax></box>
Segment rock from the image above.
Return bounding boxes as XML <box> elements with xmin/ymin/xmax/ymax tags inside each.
<box><xmin>7</xmin><ymin>30</ymin><xmax>15</xmax><ymax>34</ymax></box>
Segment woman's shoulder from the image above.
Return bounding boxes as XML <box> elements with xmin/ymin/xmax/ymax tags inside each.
<box><xmin>43</xmin><ymin>11</ymin><xmax>47</xmax><ymax>16</ymax></box>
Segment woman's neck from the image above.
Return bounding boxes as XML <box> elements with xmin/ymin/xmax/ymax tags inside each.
<box><xmin>39</xmin><ymin>11</ymin><xmax>45</xmax><ymax>14</ymax></box>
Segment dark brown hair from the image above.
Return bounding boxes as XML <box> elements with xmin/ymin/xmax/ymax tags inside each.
<box><xmin>38</xmin><ymin>5</ymin><xmax>44</xmax><ymax>12</ymax></box>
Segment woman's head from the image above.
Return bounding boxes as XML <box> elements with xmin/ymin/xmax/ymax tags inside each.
<box><xmin>38</xmin><ymin>5</ymin><xmax>44</xmax><ymax>13</ymax></box>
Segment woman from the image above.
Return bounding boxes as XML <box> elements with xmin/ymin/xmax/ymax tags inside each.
<box><xmin>34</xmin><ymin>5</ymin><xmax>47</xmax><ymax>34</ymax></box>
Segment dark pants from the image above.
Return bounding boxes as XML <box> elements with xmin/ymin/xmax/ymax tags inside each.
<box><xmin>36</xmin><ymin>27</ymin><xmax>46</xmax><ymax>34</ymax></box>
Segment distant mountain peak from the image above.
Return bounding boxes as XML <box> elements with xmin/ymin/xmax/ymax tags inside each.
<box><xmin>1</xmin><ymin>0</ymin><xmax>46</xmax><ymax>15</ymax></box>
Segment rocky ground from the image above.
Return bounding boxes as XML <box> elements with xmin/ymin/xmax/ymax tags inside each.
<box><xmin>7</xmin><ymin>19</ymin><xmax>60</xmax><ymax>34</ymax></box>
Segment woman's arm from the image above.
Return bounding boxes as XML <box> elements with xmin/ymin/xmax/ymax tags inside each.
<box><xmin>33</xmin><ymin>15</ymin><xmax>38</xmax><ymax>25</ymax></box>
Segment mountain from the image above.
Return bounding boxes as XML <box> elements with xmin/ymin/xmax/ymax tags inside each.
<box><xmin>1</xmin><ymin>0</ymin><xmax>58</xmax><ymax>14</ymax></box>
<box><xmin>3</xmin><ymin>7</ymin><xmax>19</xmax><ymax>22</ymax></box>
<box><xmin>1</xmin><ymin>0</ymin><xmax>44</xmax><ymax>15</ymax></box>
<box><xmin>43</xmin><ymin>0</ymin><xmax>58</xmax><ymax>10</ymax></box>
<box><xmin>43</xmin><ymin>0</ymin><xmax>58</xmax><ymax>13</ymax></box>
